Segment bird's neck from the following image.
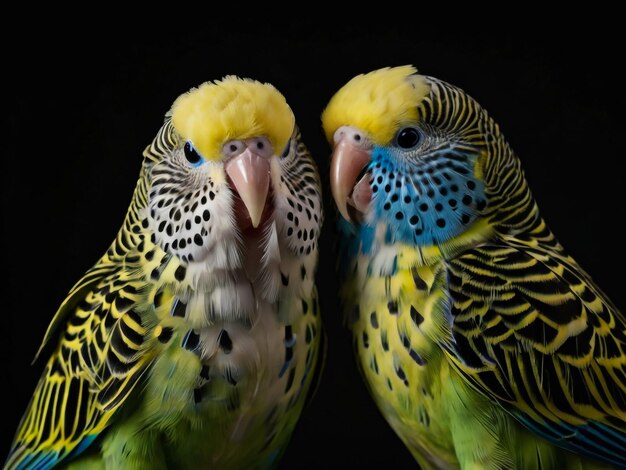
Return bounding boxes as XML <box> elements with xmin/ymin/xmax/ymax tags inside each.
<box><xmin>480</xmin><ymin>152</ymin><xmax>565</xmax><ymax>255</ymax></box>
<box><xmin>337</xmin><ymin>217</ymin><xmax>494</xmax><ymax>279</ymax></box>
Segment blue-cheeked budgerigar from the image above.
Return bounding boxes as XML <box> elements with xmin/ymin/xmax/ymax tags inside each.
<box><xmin>321</xmin><ymin>65</ymin><xmax>626</xmax><ymax>469</ymax></box>
<box><xmin>5</xmin><ymin>76</ymin><xmax>323</xmax><ymax>469</ymax></box>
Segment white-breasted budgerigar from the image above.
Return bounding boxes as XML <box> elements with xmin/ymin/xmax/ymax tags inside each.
<box><xmin>322</xmin><ymin>65</ymin><xmax>626</xmax><ymax>469</ymax></box>
<box><xmin>5</xmin><ymin>76</ymin><xmax>324</xmax><ymax>470</ymax></box>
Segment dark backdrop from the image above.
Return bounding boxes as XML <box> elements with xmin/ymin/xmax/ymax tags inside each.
<box><xmin>3</xmin><ymin>26</ymin><xmax>624</xmax><ymax>468</ymax></box>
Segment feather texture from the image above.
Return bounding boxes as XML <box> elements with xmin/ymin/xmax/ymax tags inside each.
<box><xmin>324</xmin><ymin>65</ymin><xmax>625</xmax><ymax>469</ymax></box>
<box><xmin>6</xmin><ymin>77</ymin><xmax>323</xmax><ymax>470</ymax></box>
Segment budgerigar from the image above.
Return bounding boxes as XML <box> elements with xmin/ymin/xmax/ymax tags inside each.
<box><xmin>6</xmin><ymin>76</ymin><xmax>323</xmax><ymax>469</ymax></box>
<box><xmin>321</xmin><ymin>65</ymin><xmax>626</xmax><ymax>469</ymax></box>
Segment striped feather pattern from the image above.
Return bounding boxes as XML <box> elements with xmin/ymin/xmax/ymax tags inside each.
<box><xmin>326</xmin><ymin>66</ymin><xmax>626</xmax><ymax>468</ymax></box>
<box><xmin>6</xmin><ymin>78</ymin><xmax>323</xmax><ymax>469</ymax></box>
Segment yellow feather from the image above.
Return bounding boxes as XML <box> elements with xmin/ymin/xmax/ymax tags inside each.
<box><xmin>321</xmin><ymin>65</ymin><xmax>430</xmax><ymax>145</ymax></box>
<box><xmin>171</xmin><ymin>76</ymin><xmax>295</xmax><ymax>160</ymax></box>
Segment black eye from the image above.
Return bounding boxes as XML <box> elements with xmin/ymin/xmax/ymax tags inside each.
<box><xmin>396</xmin><ymin>128</ymin><xmax>421</xmax><ymax>149</ymax></box>
<box><xmin>184</xmin><ymin>141</ymin><xmax>203</xmax><ymax>165</ymax></box>
<box><xmin>281</xmin><ymin>140</ymin><xmax>291</xmax><ymax>158</ymax></box>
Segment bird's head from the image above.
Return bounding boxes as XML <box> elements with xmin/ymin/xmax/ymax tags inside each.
<box><xmin>322</xmin><ymin>65</ymin><xmax>514</xmax><ymax>251</ymax></box>
<box><xmin>141</xmin><ymin>76</ymin><xmax>321</xmax><ymax>271</ymax></box>
<box><xmin>171</xmin><ymin>77</ymin><xmax>294</xmax><ymax>232</ymax></box>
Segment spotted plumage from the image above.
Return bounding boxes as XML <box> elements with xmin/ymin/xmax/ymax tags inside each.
<box><xmin>323</xmin><ymin>65</ymin><xmax>625</xmax><ymax>469</ymax></box>
<box><xmin>6</xmin><ymin>76</ymin><xmax>323</xmax><ymax>470</ymax></box>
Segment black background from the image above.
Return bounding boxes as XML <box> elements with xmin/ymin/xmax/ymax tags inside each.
<box><xmin>3</xmin><ymin>25</ymin><xmax>624</xmax><ymax>468</ymax></box>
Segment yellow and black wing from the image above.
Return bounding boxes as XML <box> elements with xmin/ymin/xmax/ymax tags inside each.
<box><xmin>5</xmin><ymin>261</ymin><xmax>153</xmax><ymax>470</ymax></box>
<box><xmin>444</xmin><ymin>243</ymin><xmax>626</xmax><ymax>466</ymax></box>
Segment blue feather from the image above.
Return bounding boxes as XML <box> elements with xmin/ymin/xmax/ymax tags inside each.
<box><xmin>514</xmin><ymin>413</ymin><xmax>626</xmax><ymax>467</ymax></box>
<box><xmin>367</xmin><ymin>146</ymin><xmax>486</xmax><ymax>248</ymax></box>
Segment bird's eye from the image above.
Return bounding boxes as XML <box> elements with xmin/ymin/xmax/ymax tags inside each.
<box><xmin>396</xmin><ymin>128</ymin><xmax>421</xmax><ymax>149</ymax></box>
<box><xmin>184</xmin><ymin>142</ymin><xmax>204</xmax><ymax>166</ymax></box>
<box><xmin>281</xmin><ymin>140</ymin><xmax>291</xmax><ymax>158</ymax></box>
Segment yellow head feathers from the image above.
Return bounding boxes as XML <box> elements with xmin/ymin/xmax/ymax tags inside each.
<box><xmin>171</xmin><ymin>76</ymin><xmax>295</xmax><ymax>160</ymax></box>
<box><xmin>321</xmin><ymin>65</ymin><xmax>430</xmax><ymax>146</ymax></box>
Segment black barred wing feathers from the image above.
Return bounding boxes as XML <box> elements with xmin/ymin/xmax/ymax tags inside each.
<box><xmin>5</xmin><ymin>262</ymin><xmax>152</xmax><ymax>470</ymax></box>
<box><xmin>444</xmin><ymin>243</ymin><xmax>626</xmax><ymax>466</ymax></box>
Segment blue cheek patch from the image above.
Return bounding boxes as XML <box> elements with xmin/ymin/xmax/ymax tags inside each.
<box><xmin>368</xmin><ymin>147</ymin><xmax>486</xmax><ymax>247</ymax></box>
<box><xmin>337</xmin><ymin>145</ymin><xmax>487</xmax><ymax>261</ymax></box>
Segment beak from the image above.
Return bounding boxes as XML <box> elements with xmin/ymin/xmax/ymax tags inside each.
<box><xmin>330</xmin><ymin>127</ymin><xmax>372</xmax><ymax>222</ymax></box>
<box><xmin>225</xmin><ymin>149</ymin><xmax>270</xmax><ymax>228</ymax></box>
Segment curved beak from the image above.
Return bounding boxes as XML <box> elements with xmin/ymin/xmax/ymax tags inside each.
<box><xmin>225</xmin><ymin>149</ymin><xmax>270</xmax><ymax>228</ymax></box>
<box><xmin>330</xmin><ymin>129</ymin><xmax>372</xmax><ymax>222</ymax></box>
